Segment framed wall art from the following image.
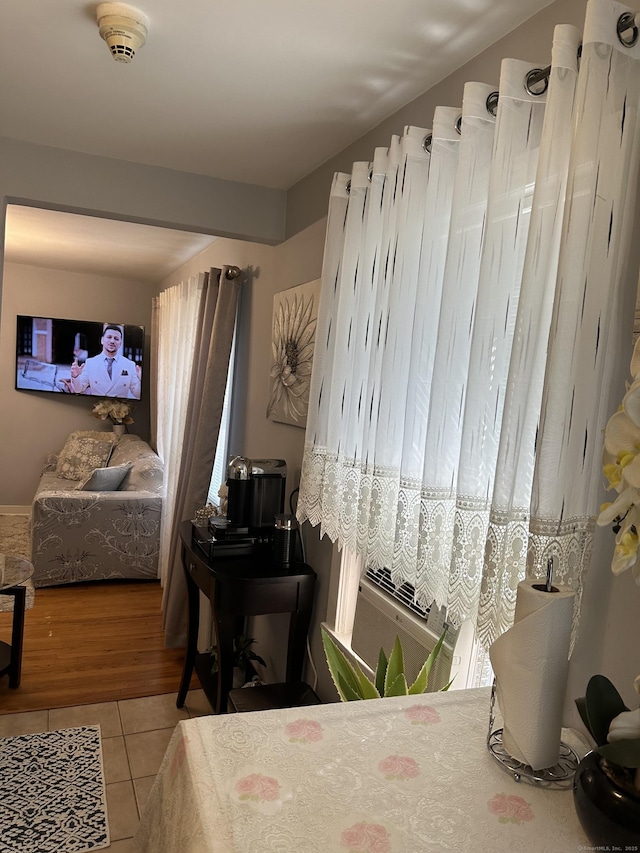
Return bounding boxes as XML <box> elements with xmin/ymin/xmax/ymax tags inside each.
<box><xmin>267</xmin><ymin>278</ymin><xmax>321</xmax><ymax>428</ymax></box>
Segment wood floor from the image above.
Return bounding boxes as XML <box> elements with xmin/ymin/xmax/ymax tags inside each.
<box><xmin>0</xmin><ymin>581</ymin><xmax>189</xmax><ymax>714</ymax></box>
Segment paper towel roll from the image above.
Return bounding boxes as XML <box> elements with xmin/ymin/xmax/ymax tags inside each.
<box><xmin>489</xmin><ymin>579</ymin><xmax>575</xmax><ymax>770</ymax></box>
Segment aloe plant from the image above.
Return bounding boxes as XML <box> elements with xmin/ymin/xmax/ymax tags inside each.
<box><xmin>321</xmin><ymin>626</ymin><xmax>451</xmax><ymax>701</ymax></box>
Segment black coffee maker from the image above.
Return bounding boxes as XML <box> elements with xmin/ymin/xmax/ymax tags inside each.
<box><xmin>224</xmin><ymin>456</ymin><xmax>287</xmax><ymax>537</ymax></box>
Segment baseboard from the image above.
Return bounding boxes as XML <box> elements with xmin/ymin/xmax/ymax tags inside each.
<box><xmin>0</xmin><ymin>506</ymin><xmax>31</xmax><ymax>515</ymax></box>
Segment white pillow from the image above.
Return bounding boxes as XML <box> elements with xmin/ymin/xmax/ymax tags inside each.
<box><xmin>79</xmin><ymin>463</ymin><xmax>132</xmax><ymax>492</ymax></box>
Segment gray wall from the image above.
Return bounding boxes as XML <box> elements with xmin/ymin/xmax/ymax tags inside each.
<box><xmin>285</xmin><ymin>0</ymin><xmax>587</xmax><ymax>238</ymax></box>
<box><xmin>0</xmin><ymin>262</ymin><xmax>157</xmax><ymax>507</ymax></box>
<box><xmin>0</xmin><ymin>136</ymin><xmax>286</xmax><ymax>249</ymax></box>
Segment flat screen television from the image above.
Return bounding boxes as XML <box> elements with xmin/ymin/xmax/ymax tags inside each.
<box><xmin>16</xmin><ymin>315</ymin><xmax>145</xmax><ymax>400</ymax></box>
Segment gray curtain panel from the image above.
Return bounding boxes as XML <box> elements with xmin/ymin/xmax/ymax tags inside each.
<box><xmin>161</xmin><ymin>266</ymin><xmax>241</xmax><ymax>646</ymax></box>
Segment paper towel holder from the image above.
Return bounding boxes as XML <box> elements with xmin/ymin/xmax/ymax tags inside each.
<box><xmin>532</xmin><ymin>557</ymin><xmax>560</xmax><ymax>594</ymax></box>
<box><xmin>486</xmin><ymin>680</ymin><xmax>580</xmax><ymax>788</ymax></box>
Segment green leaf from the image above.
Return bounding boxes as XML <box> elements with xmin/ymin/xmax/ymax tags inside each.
<box><xmin>384</xmin><ymin>636</ymin><xmax>405</xmax><ymax>695</ymax></box>
<box><xmin>585</xmin><ymin>675</ymin><xmax>629</xmax><ymax>746</ymax></box>
<box><xmin>234</xmin><ymin>635</ymin><xmax>256</xmax><ymax>653</ymax></box>
<box><xmin>385</xmin><ymin>672</ymin><xmax>409</xmax><ymax>697</ymax></box>
<box><xmin>321</xmin><ymin>627</ymin><xmax>362</xmax><ymax>701</ymax></box>
<box><xmin>337</xmin><ymin>672</ymin><xmax>362</xmax><ymax>702</ymax></box>
<box><xmin>408</xmin><ymin>660</ymin><xmax>429</xmax><ymax>695</ymax></box>
<box><xmin>408</xmin><ymin>627</ymin><xmax>447</xmax><ymax>695</ymax></box>
<box><xmin>374</xmin><ymin>646</ymin><xmax>388</xmax><ymax>697</ymax></box>
<box><xmin>598</xmin><ymin>737</ymin><xmax>640</xmax><ymax>768</ymax></box>
<box><xmin>353</xmin><ymin>663</ymin><xmax>381</xmax><ymax>699</ymax></box>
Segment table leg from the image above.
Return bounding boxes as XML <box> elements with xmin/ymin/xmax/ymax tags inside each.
<box><xmin>213</xmin><ymin>610</ymin><xmax>237</xmax><ymax>714</ymax></box>
<box><xmin>286</xmin><ymin>605</ymin><xmax>313</xmax><ymax>684</ymax></box>
<box><xmin>9</xmin><ymin>586</ymin><xmax>26</xmax><ymax>689</ymax></box>
<box><xmin>177</xmin><ymin>553</ymin><xmax>200</xmax><ymax>708</ymax></box>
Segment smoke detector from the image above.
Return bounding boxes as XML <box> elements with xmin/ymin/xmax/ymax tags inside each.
<box><xmin>96</xmin><ymin>2</ymin><xmax>149</xmax><ymax>63</ymax></box>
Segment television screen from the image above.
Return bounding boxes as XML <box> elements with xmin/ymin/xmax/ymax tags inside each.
<box><xmin>16</xmin><ymin>315</ymin><xmax>145</xmax><ymax>400</ymax></box>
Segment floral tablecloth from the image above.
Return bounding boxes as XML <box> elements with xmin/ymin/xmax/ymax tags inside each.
<box><xmin>135</xmin><ymin>687</ymin><xmax>590</xmax><ymax>853</ymax></box>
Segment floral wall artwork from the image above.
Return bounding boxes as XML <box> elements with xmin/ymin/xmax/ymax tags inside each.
<box><xmin>267</xmin><ymin>278</ymin><xmax>320</xmax><ymax>428</ymax></box>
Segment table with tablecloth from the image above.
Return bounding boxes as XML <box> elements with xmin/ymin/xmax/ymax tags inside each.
<box><xmin>135</xmin><ymin>687</ymin><xmax>590</xmax><ymax>853</ymax></box>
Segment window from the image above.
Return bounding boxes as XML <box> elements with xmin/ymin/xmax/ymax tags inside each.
<box><xmin>334</xmin><ymin>549</ymin><xmax>493</xmax><ymax>690</ymax></box>
<box><xmin>207</xmin><ymin>327</ymin><xmax>236</xmax><ymax>507</ymax></box>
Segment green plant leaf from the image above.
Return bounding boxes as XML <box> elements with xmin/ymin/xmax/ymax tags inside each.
<box><xmin>408</xmin><ymin>662</ymin><xmax>428</xmax><ymax>695</ymax></box>
<box><xmin>598</xmin><ymin>737</ymin><xmax>640</xmax><ymax>768</ymax></box>
<box><xmin>234</xmin><ymin>635</ymin><xmax>256</xmax><ymax>653</ymax></box>
<box><xmin>408</xmin><ymin>627</ymin><xmax>447</xmax><ymax>695</ymax></box>
<box><xmin>385</xmin><ymin>672</ymin><xmax>408</xmax><ymax>697</ymax></box>
<box><xmin>337</xmin><ymin>672</ymin><xmax>362</xmax><ymax>702</ymax></box>
<box><xmin>353</xmin><ymin>663</ymin><xmax>381</xmax><ymax>699</ymax></box>
<box><xmin>374</xmin><ymin>646</ymin><xmax>388</xmax><ymax>697</ymax></box>
<box><xmin>322</xmin><ymin>627</ymin><xmax>362</xmax><ymax>701</ymax></box>
<box><xmin>584</xmin><ymin>675</ymin><xmax>629</xmax><ymax>746</ymax></box>
<box><xmin>384</xmin><ymin>636</ymin><xmax>405</xmax><ymax>695</ymax></box>
<box><xmin>245</xmin><ymin>650</ymin><xmax>267</xmax><ymax>667</ymax></box>
<box><xmin>209</xmin><ymin>636</ymin><xmax>267</xmax><ymax>672</ymax></box>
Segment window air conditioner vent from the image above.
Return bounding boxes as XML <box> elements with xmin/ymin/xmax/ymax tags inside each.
<box><xmin>364</xmin><ymin>566</ymin><xmax>429</xmax><ymax>620</ymax></box>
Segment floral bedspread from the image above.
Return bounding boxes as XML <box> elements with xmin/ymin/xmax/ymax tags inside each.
<box><xmin>31</xmin><ymin>435</ymin><xmax>162</xmax><ymax>586</ymax></box>
<box><xmin>135</xmin><ymin>688</ymin><xmax>589</xmax><ymax>853</ymax></box>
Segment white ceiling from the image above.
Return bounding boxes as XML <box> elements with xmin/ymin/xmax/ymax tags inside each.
<box><xmin>1</xmin><ymin>0</ymin><xmax>554</xmax><ymax>279</ymax></box>
<box><xmin>4</xmin><ymin>205</ymin><xmax>217</xmax><ymax>283</ymax></box>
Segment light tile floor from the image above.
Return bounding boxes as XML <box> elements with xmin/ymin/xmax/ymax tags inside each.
<box><xmin>0</xmin><ymin>689</ymin><xmax>212</xmax><ymax>851</ymax></box>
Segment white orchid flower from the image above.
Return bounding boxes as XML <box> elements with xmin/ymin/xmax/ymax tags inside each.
<box><xmin>608</xmin><ymin>708</ymin><xmax>640</xmax><ymax>743</ymax></box>
<box><xmin>600</xmin><ymin>340</ymin><xmax>640</xmax><ymax>587</ymax></box>
<box><xmin>611</xmin><ymin>504</ymin><xmax>640</xmax><ymax>581</ymax></box>
<box><xmin>602</xmin><ymin>410</ymin><xmax>640</xmax><ymax>492</ymax></box>
<box><xmin>623</xmin><ymin>379</ymin><xmax>640</xmax><ymax>426</ymax></box>
<box><xmin>597</xmin><ymin>487</ymin><xmax>638</xmax><ymax>526</ymax></box>
<box><xmin>630</xmin><ymin>336</ymin><xmax>640</xmax><ymax>380</ymax></box>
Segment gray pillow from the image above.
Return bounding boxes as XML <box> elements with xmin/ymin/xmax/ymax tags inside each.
<box><xmin>55</xmin><ymin>434</ymin><xmax>115</xmax><ymax>481</ymax></box>
<box><xmin>79</xmin><ymin>463</ymin><xmax>132</xmax><ymax>491</ymax></box>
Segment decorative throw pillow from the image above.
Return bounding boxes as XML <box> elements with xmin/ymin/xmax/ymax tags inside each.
<box><xmin>79</xmin><ymin>463</ymin><xmax>132</xmax><ymax>491</ymax></box>
<box><xmin>55</xmin><ymin>433</ymin><xmax>115</xmax><ymax>481</ymax></box>
<box><xmin>66</xmin><ymin>430</ymin><xmax>119</xmax><ymax>444</ymax></box>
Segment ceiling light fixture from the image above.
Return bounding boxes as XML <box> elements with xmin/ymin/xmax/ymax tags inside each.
<box><xmin>96</xmin><ymin>2</ymin><xmax>149</xmax><ymax>63</ymax></box>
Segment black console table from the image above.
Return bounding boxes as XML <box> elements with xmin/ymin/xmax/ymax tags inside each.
<box><xmin>176</xmin><ymin>520</ymin><xmax>316</xmax><ymax>714</ymax></box>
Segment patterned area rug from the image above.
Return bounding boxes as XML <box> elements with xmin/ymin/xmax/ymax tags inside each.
<box><xmin>0</xmin><ymin>725</ymin><xmax>109</xmax><ymax>853</ymax></box>
<box><xmin>0</xmin><ymin>514</ymin><xmax>30</xmax><ymax>560</ymax></box>
<box><xmin>0</xmin><ymin>514</ymin><xmax>35</xmax><ymax>612</ymax></box>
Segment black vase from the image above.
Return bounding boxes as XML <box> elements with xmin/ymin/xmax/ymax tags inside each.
<box><xmin>573</xmin><ymin>751</ymin><xmax>640</xmax><ymax>845</ymax></box>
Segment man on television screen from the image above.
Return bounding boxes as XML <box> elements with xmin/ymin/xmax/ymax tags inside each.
<box><xmin>65</xmin><ymin>325</ymin><xmax>141</xmax><ymax>399</ymax></box>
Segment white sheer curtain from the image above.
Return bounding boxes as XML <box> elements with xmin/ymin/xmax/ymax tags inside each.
<box><xmin>154</xmin><ymin>272</ymin><xmax>207</xmax><ymax>590</ymax></box>
<box><xmin>297</xmin><ymin>0</ymin><xmax>640</xmax><ymax>655</ymax></box>
<box><xmin>478</xmin><ymin>25</ymin><xmax>582</xmax><ymax>646</ymax></box>
<box><xmin>528</xmin><ymin>1</ymin><xmax>640</xmax><ymax>631</ymax></box>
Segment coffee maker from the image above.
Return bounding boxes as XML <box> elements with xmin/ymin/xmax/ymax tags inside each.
<box><xmin>207</xmin><ymin>455</ymin><xmax>286</xmax><ymax>545</ymax></box>
<box><xmin>226</xmin><ymin>456</ymin><xmax>287</xmax><ymax>533</ymax></box>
